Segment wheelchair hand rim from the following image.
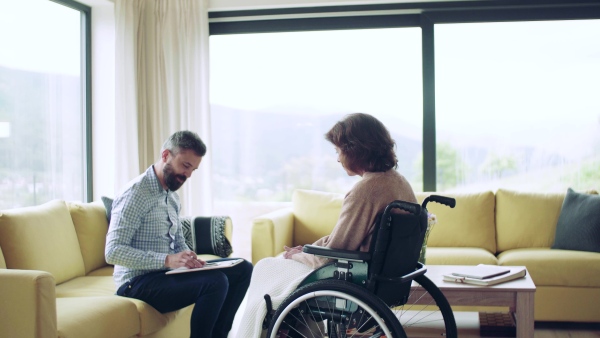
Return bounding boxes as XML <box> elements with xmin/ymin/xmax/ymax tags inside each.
<box><xmin>269</xmin><ymin>289</ymin><xmax>396</xmax><ymax>338</ymax></box>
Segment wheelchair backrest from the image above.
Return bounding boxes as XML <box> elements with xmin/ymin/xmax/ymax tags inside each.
<box><xmin>367</xmin><ymin>202</ymin><xmax>428</xmax><ymax>306</ymax></box>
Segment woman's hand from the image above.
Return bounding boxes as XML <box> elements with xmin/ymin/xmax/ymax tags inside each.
<box><xmin>283</xmin><ymin>245</ymin><xmax>304</xmax><ymax>259</ymax></box>
<box><xmin>165</xmin><ymin>250</ymin><xmax>206</xmax><ymax>269</ymax></box>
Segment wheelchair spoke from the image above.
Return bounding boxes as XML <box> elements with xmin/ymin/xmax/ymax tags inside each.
<box><xmin>268</xmin><ymin>281</ymin><xmax>401</xmax><ymax>338</ymax></box>
<box><xmin>268</xmin><ymin>277</ymin><xmax>456</xmax><ymax>338</ymax></box>
<box><xmin>309</xmin><ymin>298</ymin><xmax>326</xmax><ymax>337</ymax></box>
<box><xmin>279</xmin><ymin>311</ymin><xmax>310</xmax><ymax>338</ymax></box>
<box><xmin>351</xmin><ymin>308</ymin><xmax>370</xmax><ymax>334</ymax></box>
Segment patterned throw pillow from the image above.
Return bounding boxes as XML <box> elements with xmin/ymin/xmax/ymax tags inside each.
<box><xmin>180</xmin><ymin>216</ymin><xmax>194</xmax><ymax>250</ymax></box>
<box><xmin>100</xmin><ymin>196</ymin><xmax>231</xmax><ymax>257</ymax></box>
<box><xmin>192</xmin><ymin>216</ymin><xmax>233</xmax><ymax>258</ymax></box>
<box><xmin>101</xmin><ymin>196</ymin><xmax>114</xmax><ymax>224</ymax></box>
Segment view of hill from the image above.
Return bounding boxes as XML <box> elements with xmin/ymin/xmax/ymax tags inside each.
<box><xmin>209</xmin><ymin>104</ymin><xmax>423</xmax><ymax>201</ymax></box>
<box><xmin>210</xmin><ymin>103</ymin><xmax>600</xmax><ymax>201</ymax></box>
<box><xmin>0</xmin><ymin>65</ymin><xmax>83</xmax><ymax>209</ymax></box>
<box><xmin>2</xmin><ymin>63</ymin><xmax>598</xmax><ymax>209</ymax></box>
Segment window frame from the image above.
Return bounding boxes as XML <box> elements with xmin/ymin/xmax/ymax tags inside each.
<box><xmin>50</xmin><ymin>0</ymin><xmax>93</xmax><ymax>201</ymax></box>
<box><xmin>207</xmin><ymin>0</ymin><xmax>600</xmax><ymax>191</ymax></box>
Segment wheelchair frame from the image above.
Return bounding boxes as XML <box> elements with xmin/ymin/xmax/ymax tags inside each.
<box><xmin>265</xmin><ymin>195</ymin><xmax>458</xmax><ymax>338</ymax></box>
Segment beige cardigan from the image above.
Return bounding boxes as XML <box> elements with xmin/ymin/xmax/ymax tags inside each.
<box><xmin>291</xmin><ymin>169</ymin><xmax>417</xmax><ymax>269</ymax></box>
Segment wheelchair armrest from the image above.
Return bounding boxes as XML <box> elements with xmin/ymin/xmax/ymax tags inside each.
<box><xmin>372</xmin><ymin>262</ymin><xmax>428</xmax><ymax>283</ymax></box>
<box><xmin>303</xmin><ymin>245</ymin><xmax>371</xmax><ymax>262</ymax></box>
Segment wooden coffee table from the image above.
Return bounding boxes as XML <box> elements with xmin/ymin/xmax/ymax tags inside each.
<box><xmin>419</xmin><ymin>265</ymin><xmax>536</xmax><ymax>338</ymax></box>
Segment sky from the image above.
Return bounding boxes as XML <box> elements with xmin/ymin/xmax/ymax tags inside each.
<box><xmin>209</xmin><ymin>20</ymin><xmax>600</xmax><ymax>157</ymax></box>
<box><xmin>1</xmin><ymin>3</ymin><xmax>598</xmax><ymax>157</ymax></box>
<box><xmin>210</xmin><ymin>27</ymin><xmax>423</xmax><ymax>122</ymax></box>
<box><xmin>0</xmin><ymin>0</ymin><xmax>81</xmax><ymax>76</ymax></box>
<box><xmin>0</xmin><ymin>121</ymin><xmax>9</xmax><ymax>138</ymax></box>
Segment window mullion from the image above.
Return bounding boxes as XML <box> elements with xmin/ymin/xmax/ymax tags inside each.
<box><xmin>421</xmin><ymin>14</ymin><xmax>436</xmax><ymax>192</ymax></box>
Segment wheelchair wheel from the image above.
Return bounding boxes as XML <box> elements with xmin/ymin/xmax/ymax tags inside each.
<box><xmin>391</xmin><ymin>274</ymin><xmax>457</xmax><ymax>338</ymax></box>
<box><xmin>266</xmin><ymin>275</ymin><xmax>457</xmax><ymax>338</ymax></box>
<box><xmin>267</xmin><ymin>279</ymin><xmax>406</xmax><ymax>338</ymax></box>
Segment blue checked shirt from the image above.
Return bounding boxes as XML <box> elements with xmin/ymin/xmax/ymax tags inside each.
<box><xmin>105</xmin><ymin>165</ymin><xmax>190</xmax><ymax>288</ymax></box>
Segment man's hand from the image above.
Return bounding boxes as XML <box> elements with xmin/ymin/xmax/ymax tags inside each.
<box><xmin>165</xmin><ymin>250</ymin><xmax>206</xmax><ymax>269</ymax></box>
<box><xmin>283</xmin><ymin>245</ymin><xmax>303</xmax><ymax>259</ymax></box>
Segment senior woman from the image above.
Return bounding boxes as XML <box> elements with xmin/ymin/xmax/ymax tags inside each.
<box><xmin>237</xmin><ymin>113</ymin><xmax>417</xmax><ymax>337</ymax></box>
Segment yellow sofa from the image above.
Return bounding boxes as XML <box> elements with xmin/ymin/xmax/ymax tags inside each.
<box><xmin>251</xmin><ymin>189</ymin><xmax>600</xmax><ymax>323</ymax></box>
<box><xmin>0</xmin><ymin>199</ymin><xmax>232</xmax><ymax>338</ymax></box>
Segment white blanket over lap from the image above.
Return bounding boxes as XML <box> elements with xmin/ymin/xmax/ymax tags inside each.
<box><xmin>237</xmin><ymin>257</ymin><xmax>313</xmax><ymax>338</ymax></box>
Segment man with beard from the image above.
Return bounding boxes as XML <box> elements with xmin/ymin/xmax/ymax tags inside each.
<box><xmin>105</xmin><ymin>130</ymin><xmax>252</xmax><ymax>338</ymax></box>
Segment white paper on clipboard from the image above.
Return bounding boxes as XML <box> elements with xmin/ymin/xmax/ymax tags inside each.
<box><xmin>166</xmin><ymin>259</ymin><xmax>244</xmax><ymax>275</ymax></box>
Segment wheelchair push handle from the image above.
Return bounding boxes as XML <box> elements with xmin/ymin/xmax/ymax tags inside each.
<box><xmin>383</xmin><ymin>200</ymin><xmax>421</xmax><ymax>216</ymax></box>
<box><xmin>422</xmin><ymin>195</ymin><xmax>456</xmax><ymax>208</ymax></box>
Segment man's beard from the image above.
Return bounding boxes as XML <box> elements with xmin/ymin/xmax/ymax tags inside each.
<box><xmin>163</xmin><ymin>163</ymin><xmax>186</xmax><ymax>191</ymax></box>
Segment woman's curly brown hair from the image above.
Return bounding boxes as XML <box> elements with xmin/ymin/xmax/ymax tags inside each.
<box><xmin>325</xmin><ymin>113</ymin><xmax>398</xmax><ymax>173</ymax></box>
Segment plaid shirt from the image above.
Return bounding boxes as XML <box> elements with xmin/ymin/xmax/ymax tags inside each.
<box><xmin>105</xmin><ymin>165</ymin><xmax>189</xmax><ymax>288</ymax></box>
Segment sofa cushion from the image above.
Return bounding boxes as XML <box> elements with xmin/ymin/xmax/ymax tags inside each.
<box><xmin>0</xmin><ymin>200</ymin><xmax>85</xmax><ymax>284</ymax></box>
<box><xmin>86</xmin><ymin>266</ymin><xmax>114</xmax><ymax>276</ymax></box>
<box><xmin>55</xmin><ymin>276</ymin><xmax>116</xmax><ymax>297</ymax></box>
<box><xmin>68</xmin><ymin>201</ymin><xmax>110</xmax><ymax>275</ymax></box>
<box><xmin>498</xmin><ymin>248</ymin><xmax>600</xmax><ymax>288</ymax></box>
<box><xmin>56</xmin><ymin>296</ymin><xmax>140</xmax><ymax>338</ymax></box>
<box><xmin>495</xmin><ymin>189</ymin><xmax>564</xmax><ymax>252</ymax></box>
<box><xmin>292</xmin><ymin>189</ymin><xmax>344</xmax><ymax>245</ymax></box>
<box><xmin>416</xmin><ymin>191</ymin><xmax>497</xmax><ymax>253</ymax></box>
<box><xmin>552</xmin><ymin>188</ymin><xmax>600</xmax><ymax>253</ymax></box>
<box><xmin>126</xmin><ymin>298</ymin><xmax>194</xmax><ymax>336</ymax></box>
<box><xmin>56</xmin><ymin>275</ymin><xmax>192</xmax><ymax>336</ymax></box>
<box><xmin>425</xmin><ymin>247</ymin><xmax>498</xmax><ymax>265</ymax></box>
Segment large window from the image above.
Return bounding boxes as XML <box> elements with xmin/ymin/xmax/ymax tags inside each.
<box><xmin>435</xmin><ymin>20</ymin><xmax>600</xmax><ymax>192</ymax></box>
<box><xmin>210</xmin><ymin>28</ymin><xmax>422</xmax><ymax>258</ymax></box>
<box><xmin>0</xmin><ymin>0</ymin><xmax>90</xmax><ymax>209</ymax></box>
<box><xmin>208</xmin><ymin>2</ymin><xmax>600</xmax><ymax>260</ymax></box>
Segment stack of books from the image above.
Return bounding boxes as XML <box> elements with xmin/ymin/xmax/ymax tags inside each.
<box><xmin>443</xmin><ymin>264</ymin><xmax>527</xmax><ymax>286</ymax></box>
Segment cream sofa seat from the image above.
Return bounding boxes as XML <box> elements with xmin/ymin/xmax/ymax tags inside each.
<box><xmin>251</xmin><ymin>188</ymin><xmax>600</xmax><ymax>323</ymax></box>
<box><xmin>0</xmin><ymin>199</ymin><xmax>231</xmax><ymax>338</ymax></box>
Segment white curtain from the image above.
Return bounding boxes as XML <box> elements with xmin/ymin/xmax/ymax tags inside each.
<box><xmin>114</xmin><ymin>0</ymin><xmax>213</xmax><ymax>215</ymax></box>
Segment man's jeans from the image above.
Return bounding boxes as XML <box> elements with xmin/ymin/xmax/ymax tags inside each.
<box><xmin>117</xmin><ymin>258</ymin><xmax>253</xmax><ymax>338</ymax></box>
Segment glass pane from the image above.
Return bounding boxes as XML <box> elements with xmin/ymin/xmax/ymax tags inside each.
<box><xmin>0</xmin><ymin>0</ymin><xmax>84</xmax><ymax>208</ymax></box>
<box><xmin>435</xmin><ymin>20</ymin><xmax>600</xmax><ymax>193</ymax></box>
<box><xmin>210</xmin><ymin>28</ymin><xmax>422</xmax><ymax>259</ymax></box>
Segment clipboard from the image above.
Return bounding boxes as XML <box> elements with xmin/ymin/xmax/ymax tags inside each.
<box><xmin>166</xmin><ymin>258</ymin><xmax>244</xmax><ymax>275</ymax></box>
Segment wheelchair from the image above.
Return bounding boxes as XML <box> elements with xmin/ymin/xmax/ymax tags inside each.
<box><xmin>264</xmin><ymin>195</ymin><xmax>457</xmax><ymax>338</ymax></box>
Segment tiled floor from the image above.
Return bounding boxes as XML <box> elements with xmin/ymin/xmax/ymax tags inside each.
<box><xmin>533</xmin><ymin>321</ymin><xmax>600</xmax><ymax>338</ymax></box>
<box><xmin>229</xmin><ymin>307</ymin><xmax>600</xmax><ymax>338</ymax></box>
<box><xmin>449</xmin><ymin>312</ymin><xmax>600</xmax><ymax>338</ymax></box>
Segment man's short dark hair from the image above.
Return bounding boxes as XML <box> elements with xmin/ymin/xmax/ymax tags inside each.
<box><xmin>325</xmin><ymin>113</ymin><xmax>398</xmax><ymax>173</ymax></box>
<box><xmin>162</xmin><ymin>130</ymin><xmax>207</xmax><ymax>157</ymax></box>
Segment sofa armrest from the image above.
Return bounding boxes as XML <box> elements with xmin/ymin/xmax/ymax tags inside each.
<box><xmin>251</xmin><ymin>207</ymin><xmax>294</xmax><ymax>264</ymax></box>
<box><xmin>0</xmin><ymin>269</ymin><xmax>57</xmax><ymax>338</ymax></box>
